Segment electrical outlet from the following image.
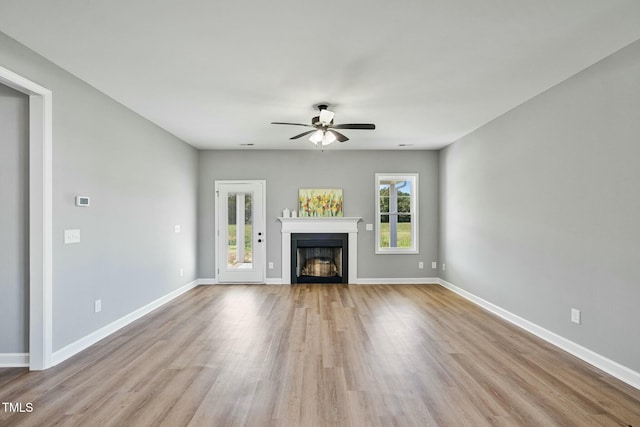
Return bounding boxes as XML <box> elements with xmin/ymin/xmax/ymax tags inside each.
<box><xmin>432</xmin><ymin>261</ymin><xmax>437</xmax><ymax>269</ymax></box>
<box><xmin>179</xmin><ymin>268</ymin><xmax>184</xmax><ymax>277</ymax></box>
<box><xmin>418</xmin><ymin>262</ymin><xmax>424</xmax><ymax>269</ymax></box>
<box><xmin>174</xmin><ymin>224</ymin><xmax>181</xmax><ymax>233</ymax></box>
<box><xmin>442</xmin><ymin>263</ymin><xmax>446</xmax><ymax>271</ymax></box>
<box><xmin>571</xmin><ymin>308</ymin><xmax>581</xmax><ymax>324</ymax></box>
<box><xmin>94</xmin><ymin>299</ymin><xmax>102</xmax><ymax>313</ymax></box>
<box><xmin>268</xmin><ymin>262</ymin><xmax>274</xmax><ymax>269</ymax></box>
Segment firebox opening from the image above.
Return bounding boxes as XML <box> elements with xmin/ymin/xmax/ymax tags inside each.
<box><xmin>291</xmin><ymin>233</ymin><xmax>348</xmax><ymax>284</ymax></box>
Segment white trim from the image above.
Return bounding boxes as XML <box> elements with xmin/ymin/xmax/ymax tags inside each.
<box><xmin>0</xmin><ymin>66</ymin><xmax>50</xmax><ymax>94</ymax></box>
<box><xmin>197</xmin><ymin>277</ymin><xmax>283</xmax><ymax>285</ymax></box>
<box><xmin>197</xmin><ymin>278</ymin><xmax>219</xmax><ymax>285</ymax></box>
<box><xmin>278</xmin><ymin>217</ymin><xmax>361</xmax><ymax>233</ymax></box>
<box><xmin>0</xmin><ymin>66</ymin><xmax>53</xmax><ymax>370</ymax></box>
<box><xmin>356</xmin><ymin>277</ymin><xmax>438</xmax><ymax>285</ymax></box>
<box><xmin>375</xmin><ymin>173</ymin><xmax>419</xmax><ymax>254</ymax></box>
<box><xmin>438</xmin><ymin>278</ymin><xmax>640</xmax><ymax>391</ymax></box>
<box><xmin>0</xmin><ymin>353</ymin><xmax>29</xmax><ymax>368</ymax></box>
<box><xmin>278</xmin><ymin>217</ymin><xmax>362</xmax><ymax>284</ymax></box>
<box><xmin>51</xmin><ymin>280</ymin><xmax>199</xmax><ymax>366</ymax></box>
<box><xmin>250</xmin><ymin>277</ymin><xmax>438</xmax><ymax>285</ymax></box>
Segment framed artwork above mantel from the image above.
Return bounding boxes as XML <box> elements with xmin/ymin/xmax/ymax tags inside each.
<box><xmin>298</xmin><ymin>188</ymin><xmax>343</xmax><ymax>217</ymax></box>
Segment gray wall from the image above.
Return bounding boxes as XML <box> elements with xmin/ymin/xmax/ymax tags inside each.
<box><xmin>1</xmin><ymin>32</ymin><xmax>199</xmax><ymax>352</ymax></box>
<box><xmin>198</xmin><ymin>150</ymin><xmax>439</xmax><ymax>280</ymax></box>
<box><xmin>439</xmin><ymin>40</ymin><xmax>640</xmax><ymax>372</ymax></box>
<box><xmin>0</xmin><ymin>83</ymin><xmax>29</xmax><ymax>353</ymax></box>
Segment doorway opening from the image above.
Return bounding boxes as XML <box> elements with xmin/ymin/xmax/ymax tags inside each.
<box><xmin>0</xmin><ymin>65</ymin><xmax>53</xmax><ymax>370</ymax></box>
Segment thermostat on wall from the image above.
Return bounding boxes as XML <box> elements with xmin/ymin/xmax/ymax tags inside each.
<box><xmin>75</xmin><ymin>196</ymin><xmax>90</xmax><ymax>207</ymax></box>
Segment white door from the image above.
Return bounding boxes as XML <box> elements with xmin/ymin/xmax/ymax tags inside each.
<box><xmin>215</xmin><ymin>181</ymin><xmax>266</xmax><ymax>283</ymax></box>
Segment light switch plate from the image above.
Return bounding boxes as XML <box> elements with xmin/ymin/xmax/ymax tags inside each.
<box><xmin>174</xmin><ymin>224</ymin><xmax>181</xmax><ymax>233</ymax></box>
<box><xmin>64</xmin><ymin>229</ymin><xmax>81</xmax><ymax>244</ymax></box>
<box><xmin>365</xmin><ymin>224</ymin><xmax>373</xmax><ymax>231</ymax></box>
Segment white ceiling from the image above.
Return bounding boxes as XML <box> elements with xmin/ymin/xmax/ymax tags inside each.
<box><xmin>1</xmin><ymin>1</ymin><xmax>640</xmax><ymax>150</ymax></box>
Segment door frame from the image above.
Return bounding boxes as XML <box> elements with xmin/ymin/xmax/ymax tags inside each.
<box><xmin>214</xmin><ymin>180</ymin><xmax>267</xmax><ymax>283</ymax></box>
<box><xmin>0</xmin><ymin>66</ymin><xmax>53</xmax><ymax>370</ymax></box>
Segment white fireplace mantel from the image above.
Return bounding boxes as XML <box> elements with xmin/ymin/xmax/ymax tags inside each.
<box><xmin>278</xmin><ymin>217</ymin><xmax>362</xmax><ymax>284</ymax></box>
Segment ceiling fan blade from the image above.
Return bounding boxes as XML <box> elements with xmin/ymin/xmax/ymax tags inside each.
<box><xmin>332</xmin><ymin>123</ymin><xmax>376</xmax><ymax>130</ymax></box>
<box><xmin>271</xmin><ymin>122</ymin><xmax>314</xmax><ymax>127</ymax></box>
<box><xmin>290</xmin><ymin>130</ymin><xmax>317</xmax><ymax>140</ymax></box>
<box><xmin>319</xmin><ymin>109</ymin><xmax>335</xmax><ymax>124</ymax></box>
<box><xmin>328</xmin><ymin>130</ymin><xmax>349</xmax><ymax>142</ymax></box>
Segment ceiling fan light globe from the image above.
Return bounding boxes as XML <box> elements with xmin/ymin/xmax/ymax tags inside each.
<box><xmin>323</xmin><ymin>131</ymin><xmax>337</xmax><ymax>145</ymax></box>
<box><xmin>309</xmin><ymin>129</ymin><xmax>324</xmax><ymax>143</ymax></box>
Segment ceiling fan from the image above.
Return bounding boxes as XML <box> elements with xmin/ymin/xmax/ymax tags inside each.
<box><xmin>271</xmin><ymin>104</ymin><xmax>375</xmax><ymax>147</ymax></box>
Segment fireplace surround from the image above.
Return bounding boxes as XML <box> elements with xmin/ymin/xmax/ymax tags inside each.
<box><xmin>278</xmin><ymin>217</ymin><xmax>361</xmax><ymax>284</ymax></box>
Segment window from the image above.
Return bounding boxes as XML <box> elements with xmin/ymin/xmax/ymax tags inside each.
<box><xmin>375</xmin><ymin>173</ymin><xmax>418</xmax><ymax>254</ymax></box>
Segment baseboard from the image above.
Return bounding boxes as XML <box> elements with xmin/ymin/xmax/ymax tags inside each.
<box><xmin>197</xmin><ymin>278</ymin><xmax>218</xmax><ymax>285</ymax></box>
<box><xmin>437</xmin><ymin>278</ymin><xmax>640</xmax><ymax>391</ymax></box>
<box><xmin>198</xmin><ymin>278</ymin><xmax>285</xmax><ymax>285</ymax></box>
<box><xmin>258</xmin><ymin>277</ymin><xmax>438</xmax><ymax>285</ymax></box>
<box><xmin>356</xmin><ymin>277</ymin><xmax>439</xmax><ymax>285</ymax></box>
<box><xmin>51</xmin><ymin>279</ymin><xmax>199</xmax><ymax>367</ymax></box>
<box><xmin>0</xmin><ymin>353</ymin><xmax>29</xmax><ymax>368</ymax></box>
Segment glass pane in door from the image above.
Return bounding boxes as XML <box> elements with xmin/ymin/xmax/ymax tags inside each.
<box><xmin>226</xmin><ymin>192</ymin><xmax>253</xmax><ymax>269</ymax></box>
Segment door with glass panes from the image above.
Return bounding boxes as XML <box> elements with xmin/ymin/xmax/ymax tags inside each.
<box><xmin>215</xmin><ymin>181</ymin><xmax>265</xmax><ymax>283</ymax></box>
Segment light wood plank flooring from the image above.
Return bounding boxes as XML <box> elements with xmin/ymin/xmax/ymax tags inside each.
<box><xmin>1</xmin><ymin>284</ymin><xmax>639</xmax><ymax>426</ymax></box>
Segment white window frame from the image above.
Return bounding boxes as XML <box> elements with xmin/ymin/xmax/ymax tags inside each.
<box><xmin>375</xmin><ymin>173</ymin><xmax>419</xmax><ymax>254</ymax></box>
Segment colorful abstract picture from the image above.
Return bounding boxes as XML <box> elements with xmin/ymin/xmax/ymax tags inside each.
<box><xmin>299</xmin><ymin>188</ymin><xmax>343</xmax><ymax>217</ymax></box>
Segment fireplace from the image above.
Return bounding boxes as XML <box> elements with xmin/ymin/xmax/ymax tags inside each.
<box><xmin>291</xmin><ymin>233</ymin><xmax>348</xmax><ymax>284</ymax></box>
<box><xmin>278</xmin><ymin>217</ymin><xmax>361</xmax><ymax>284</ymax></box>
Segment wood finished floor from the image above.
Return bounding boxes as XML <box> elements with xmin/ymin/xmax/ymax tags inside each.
<box><xmin>1</xmin><ymin>284</ymin><xmax>639</xmax><ymax>426</ymax></box>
